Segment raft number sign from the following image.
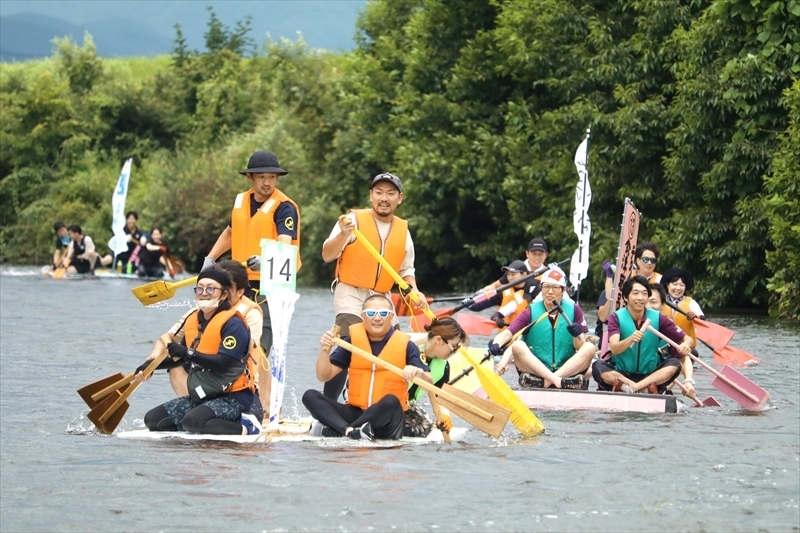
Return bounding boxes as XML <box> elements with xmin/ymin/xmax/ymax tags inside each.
<box><xmin>610</xmin><ymin>198</ymin><xmax>640</xmax><ymax>311</ymax></box>
<box><xmin>259</xmin><ymin>239</ymin><xmax>298</xmax><ymax>295</ymax></box>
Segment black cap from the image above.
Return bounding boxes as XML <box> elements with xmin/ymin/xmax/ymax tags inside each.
<box><xmin>239</xmin><ymin>151</ymin><xmax>287</xmax><ymax>176</ymax></box>
<box><xmin>371</xmin><ymin>172</ymin><xmax>402</xmax><ymax>192</ymax></box>
<box><xmin>660</xmin><ymin>268</ymin><xmax>695</xmax><ymax>292</ymax></box>
<box><xmin>502</xmin><ymin>260</ymin><xmax>529</xmax><ymax>274</ymax></box>
<box><xmin>527</xmin><ymin>238</ymin><xmax>548</xmax><ymax>252</ymax></box>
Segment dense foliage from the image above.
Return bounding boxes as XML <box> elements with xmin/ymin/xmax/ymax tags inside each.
<box><xmin>1</xmin><ymin>2</ymin><xmax>797</xmax><ymax>318</ymax></box>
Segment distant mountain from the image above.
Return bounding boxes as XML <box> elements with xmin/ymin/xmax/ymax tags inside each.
<box><xmin>0</xmin><ymin>0</ymin><xmax>365</xmax><ymax>62</ymax></box>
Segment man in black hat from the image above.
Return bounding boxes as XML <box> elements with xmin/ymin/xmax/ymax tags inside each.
<box><xmin>467</xmin><ymin>260</ymin><xmax>530</xmax><ymax>328</ymax></box>
<box><xmin>201</xmin><ymin>150</ymin><xmax>300</xmax><ymax>393</ymax></box>
<box><xmin>320</xmin><ymin>172</ymin><xmax>427</xmax><ymax>400</ymax></box>
<box><xmin>479</xmin><ymin>237</ymin><xmax>552</xmax><ymax>302</ymax></box>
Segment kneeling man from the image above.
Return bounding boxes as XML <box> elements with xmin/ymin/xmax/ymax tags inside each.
<box><xmin>592</xmin><ymin>275</ymin><xmax>693</xmax><ymax>393</ymax></box>
<box><xmin>302</xmin><ymin>294</ymin><xmax>431</xmax><ymax>441</ymax></box>
<box><xmin>492</xmin><ymin>268</ymin><xmax>595</xmax><ymax>389</ymax></box>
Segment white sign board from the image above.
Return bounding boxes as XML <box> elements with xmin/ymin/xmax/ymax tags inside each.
<box><xmin>259</xmin><ymin>239</ymin><xmax>298</xmax><ymax>295</ymax></box>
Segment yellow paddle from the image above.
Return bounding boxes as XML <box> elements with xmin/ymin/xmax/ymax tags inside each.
<box><xmin>132</xmin><ymin>276</ymin><xmax>197</xmax><ymax>306</ymax></box>
<box><xmin>351</xmin><ymin>228</ymin><xmax>545</xmax><ymax>437</ymax></box>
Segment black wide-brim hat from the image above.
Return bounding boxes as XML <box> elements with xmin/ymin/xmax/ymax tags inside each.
<box><xmin>660</xmin><ymin>268</ymin><xmax>694</xmax><ymax>292</ymax></box>
<box><xmin>239</xmin><ymin>150</ymin><xmax>288</xmax><ymax>176</ymax></box>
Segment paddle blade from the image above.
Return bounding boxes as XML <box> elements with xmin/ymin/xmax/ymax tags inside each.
<box><xmin>77</xmin><ymin>372</ymin><xmax>127</xmax><ymax>409</ymax></box>
<box><xmin>455</xmin><ymin>314</ymin><xmax>498</xmax><ymax>336</ymax></box>
<box><xmin>87</xmin><ymin>388</ymin><xmax>131</xmax><ymax>434</ymax></box>
<box><xmin>713</xmin><ymin>345</ymin><xmax>760</xmax><ymax>367</ymax></box>
<box><xmin>711</xmin><ymin>365</ymin><xmax>769</xmax><ymax>411</ymax></box>
<box><xmin>53</xmin><ymin>267</ymin><xmax>67</xmax><ymax>279</ymax></box>
<box><xmin>410</xmin><ymin>312</ymin><xmax>497</xmax><ymax>336</ymax></box>
<box><xmin>131</xmin><ymin>280</ymin><xmax>176</xmax><ymax>305</ymax></box>
<box><xmin>700</xmin><ymin>396</ymin><xmax>722</xmax><ymax>407</ymax></box>
<box><xmin>436</xmin><ymin>384</ymin><xmax>510</xmax><ymax>439</ymax></box>
<box><xmin>694</xmin><ymin>319</ymin><xmax>735</xmax><ymax>350</ymax></box>
<box><xmin>457</xmin><ymin>348</ymin><xmax>545</xmax><ymax>436</ymax></box>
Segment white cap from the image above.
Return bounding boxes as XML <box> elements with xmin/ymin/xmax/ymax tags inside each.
<box><xmin>540</xmin><ymin>268</ymin><xmax>567</xmax><ymax>287</ymax></box>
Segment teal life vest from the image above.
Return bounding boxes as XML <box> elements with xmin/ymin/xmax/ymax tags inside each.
<box><xmin>409</xmin><ymin>348</ymin><xmax>448</xmax><ymax>401</ymax></box>
<box><xmin>523</xmin><ymin>299</ymin><xmax>576</xmax><ymax>371</ymax></box>
<box><xmin>613</xmin><ymin>307</ymin><xmax>662</xmax><ymax>374</ymax></box>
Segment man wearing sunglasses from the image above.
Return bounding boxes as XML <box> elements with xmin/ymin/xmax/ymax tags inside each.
<box><xmin>201</xmin><ymin>151</ymin><xmax>301</xmax><ymax>358</ymax></box>
<box><xmin>634</xmin><ymin>242</ymin><xmax>662</xmax><ymax>283</ymax></box>
<box><xmin>303</xmin><ymin>295</ymin><xmax>431</xmax><ymax>441</ymax></box>
<box><xmin>490</xmin><ymin>268</ymin><xmax>595</xmax><ymax>390</ymax></box>
<box><xmin>320</xmin><ymin>172</ymin><xmax>427</xmax><ymax>400</ymax></box>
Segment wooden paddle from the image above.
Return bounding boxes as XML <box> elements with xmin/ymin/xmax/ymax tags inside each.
<box><xmin>663</xmin><ymin>300</ymin><xmax>735</xmax><ymax>350</ymax></box>
<box><xmin>673</xmin><ymin>379</ymin><xmax>721</xmax><ymax>407</ymax></box>
<box><xmin>53</xmin><ymin>257</ymin><xmax>71</xmax><ymax>279</ymax></box>
<box><xmin>351</xmin><ymin>228</ymin><xmax>544</xmax><ymax>436</ymax></box>
<box><xmin>427</xmin><ymin>391</ymin><xmax>451</xmax><ymax>443</ymax></box>
<box><xmin>334</xmin><ymin>338</ymin><xmax>510</xmax><ymax>438</ymax></box>
<box><xmin>77</xmin><ymin>372</ymin><xmax>129</xmax><ymax>409</ymax></box>
<box><xmin>86</xmin><ymin>349</ymin><xmax>169</xmax><ymax>434</ymax></box>
<box><xmin>132</xmin><ymin>276</ymin><xmax>197</xmax><ymax>306</ymax></box>
<box><xmin>646</xmin><ymin>326</ymin><xmax>769</xmax><ymax>411</ymax></box>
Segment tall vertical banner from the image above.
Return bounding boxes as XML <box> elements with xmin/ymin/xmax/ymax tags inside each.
<box><xmin>260</xmin><ymin>239</ymin><xmax>299</xmax><ymax>431</ymax></box>
<box><xmin>108</xmin><ymin>158</ymin><xmax>133</xmax><ymax>256</ymax></box>
<box><xmin>610</xmin><ymin>198</ymin><xmax>641</xmax><ymax>311</ymax></box>
<box><xmin>569</xmin><ymin>128</ymin><xmax>592</xmax><ymax>300</ymax></box>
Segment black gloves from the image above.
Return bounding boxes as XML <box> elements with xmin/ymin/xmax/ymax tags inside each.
<box><xmin>167</xmin><ymin>342</ymin><xmax>189</xmax><ymax>360</ymax></box>
<box><xmin>488</xmin><ymin>342</ymin><xmax>504</xmax><ymax>356</ymax></box>
<box><xmin>567</xmin><ymin>322</ymin><xmax>583</xmax><ymax>338</ymax></box>
<box><xmin>490</xmin><ymin>312</ymin><xmax>506</xmax><ymax>328</ymax></box>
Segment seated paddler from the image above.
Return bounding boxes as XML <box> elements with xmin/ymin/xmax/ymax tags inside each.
<box><xmin>404</xmin><ymin>317</ymin><xmax>467</xmax><ymax>438</ymax></box>
<box><xmin>303</xmin><ymin>294</ymin><xmax>431</xmax><ymax>441</ymax></box>
<box><xmin>490</xmin><ymin>267</ymin><xmax>594</xmax><ymax>389</ymax></box>
<box><xmin>137</xmin><ymin>265</ymin><xmax>262</xmax><ymax>435</ymax></box>
<box><xmin>592</xmin><ymin>275</ymin><xmax>693</xmax><ymax>394</ymax></box>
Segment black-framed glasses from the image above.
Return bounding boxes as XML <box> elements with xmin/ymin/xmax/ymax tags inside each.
<box><xmin>194</xmin><ymin>286</ymin><xmax>222</xmax><ymax>296</ymax></box>
<box><xmin>640</xmin><ymin>257</ymin><xmax>657</xmax><ymax>264</ymax></box>
<box><xmin>446</xmin><ymin>340</ymin><xmax>461</xmax><ymax>354</ymax></box>
<box><xmin>362</xmin><ymin>309</ymin><xmax>394</xmax><ymax>319</ymax></box>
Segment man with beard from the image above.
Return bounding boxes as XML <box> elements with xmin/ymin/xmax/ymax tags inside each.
<box><xmin>321</xmin><ymin>172</ymin><xmax>428</xmax><ymax>400</ymax></box>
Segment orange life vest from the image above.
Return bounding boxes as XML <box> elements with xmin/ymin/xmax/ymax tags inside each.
<box><xmin>336</xmin><ymin>209</ymin><xmax>407</xmax><ymax>293</ymax></box>
<box><xmin>183</xmin><ymin>307</ymin><xmax>257</xmax><ymax>393</ymax></box>
<box><xmin>500</xmin><ymin>287</ymin><xmax>528</xmax><ymax>325</ymax></box>
<box><xmin>234</xmin><ymin>297</ymin><xmax>269</xmax><ymax>375</ymax></box>
<box><xmin>346</xmin><ymin>323</ymin><xmax>410</xmax><ymax>411</ymax></box>
<box><xmin>230</xmin><ymin>188</ymin><xmax>302</xmax><ymax>280</ymax></box>
<box><xmin>663</xmin><ymin>297</ymin><xmax>697</xmax><ymax>343</ymax></box>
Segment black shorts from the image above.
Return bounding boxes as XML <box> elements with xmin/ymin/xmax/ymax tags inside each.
<box><xmin>592</xmin><ymin>357</ymin><xmax>682</xmax><ymax>391</ymax></box>
<box><xmin>72</xmin><ymin>258</ymin><xmax>93</xmax><ymax>274</ymax></box>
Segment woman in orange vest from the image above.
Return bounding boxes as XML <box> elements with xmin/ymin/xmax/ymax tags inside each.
<box><xmin>138</xmin><ymin>266</ymin><xmax>262</xmax><ymax>435</ymax></box>
<box><xmin>303</xmin><ymin>295</ymin><xmax>431</xmax><ymax>441</ymax></box>
<box><xmin>660</xmin><ymin>268</ymin><xmax>705</xmax><ymax>347</ymax></box>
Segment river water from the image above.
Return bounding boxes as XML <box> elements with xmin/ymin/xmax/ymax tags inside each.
<box><xmin>1</xmin><ymin>268</ymin><xmax>798</xmax><ymax>532</ymax></box>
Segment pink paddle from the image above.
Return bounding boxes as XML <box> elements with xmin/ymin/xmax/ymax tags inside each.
<box><xmin>647</xmin><ymin>326</ymin><xmax>769</xmax><ymax>411</ymax></box>
<box><xmin>673</xmin><ymin>379</ymin><xmax>721</xmax><ymax>407</ymax></box>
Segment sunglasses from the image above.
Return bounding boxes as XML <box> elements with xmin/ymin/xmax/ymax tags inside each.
<box><xmin>362</xmin><ymin>309</ymin><xmax>394</xmax><ymax>319</ymax></box>
<box><xmin>446</xmin><ymin>340</ymin><xmax>461</xmax><ymax>354</ymax></box>
<box><xmin>640</xmin><ymin>257</ymin><xmax>657</xmax><ymax>264</ymax></box>
<box><xmin>193</xmin><ymin>286</ymin><xmax>222</xmax><ymax>296</ymax></box>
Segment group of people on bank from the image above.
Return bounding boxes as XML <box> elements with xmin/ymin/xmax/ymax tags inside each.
<box><xmin>50</xmin><ymin>212</ymin><xmax>172</xmax><ymax>278</ymax></box>
<box><xmin>127</xmin><ymin>148</ymin><xmax>707</xmax><ymax>442</ymax></box>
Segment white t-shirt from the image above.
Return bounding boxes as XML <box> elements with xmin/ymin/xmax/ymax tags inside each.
<box><xmin>324</xmin><ymin>212</ymin><xmax>415</xmax><ymax>317</ymax></box>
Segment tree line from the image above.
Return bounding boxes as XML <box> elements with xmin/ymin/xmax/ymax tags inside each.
<box><xmin>1</xmin><ymin>1</ymin><xmax>797</xmax><ymax>319</ymax></box>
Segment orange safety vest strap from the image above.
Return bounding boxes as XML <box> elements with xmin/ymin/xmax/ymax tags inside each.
<box><xmin>230</xmin><ymin>188</ymin><xmax>302</xmax><ymax>280</ymax></box>
<box><xmin>336</xmin><ymin>209</ymin><xmax>407</xmax><ymax>292</ymax></box>
<box><xmin>346</xmin><ymin>323</ymin><xmax>410</xmax><ymax>411</ymax></box>
<box><xmin>669</xmin><ymin>297</ymin><xmax>697</xmax><ymax>343</ymax></box>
